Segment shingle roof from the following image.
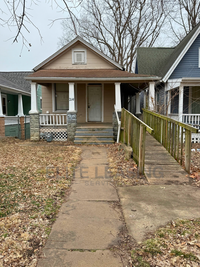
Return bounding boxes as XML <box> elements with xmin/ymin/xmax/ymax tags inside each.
<box><xmin>136</xmin><ymin>47</ymin><xmax>174</xmax><ymax>77</ymax></box>
<box><xmin>0</xmin><ymin>72</ymin><xmax>32</xmax><ymax>94</ymax></box>
<box><xmin>136</xmin><ymin>21</ymin><xmax>200</xmax><ymax>79</ymax></box>
<box><xmin>28</xmin><ymin>69</ymin><xmax>157</xmax><ymax>78</ymax></box>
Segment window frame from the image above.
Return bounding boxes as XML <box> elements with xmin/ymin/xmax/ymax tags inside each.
<box><xmin>72</xmin><ymin>49</ymin><xmax>87</xmax><ymax>65</ymax></box>
<box><xmin>54</xmin><ymin>84</ymin><xmax>69</xmax><ymax>112</ymax></box>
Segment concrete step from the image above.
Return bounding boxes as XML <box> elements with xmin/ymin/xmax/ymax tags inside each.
<box><xmin>76</xmin><ymin>131</ymin><xmax>113</xmax><ymax>136</ymax></box>
<box><xmin>74</xmin><ymin>140</ymin><xmax>114</xmax><ymax>145</ymax></box>
<box><xmin>74</xmin><ymin>126</ymin><xmax>114</xmax><ymax>145</ymax></box>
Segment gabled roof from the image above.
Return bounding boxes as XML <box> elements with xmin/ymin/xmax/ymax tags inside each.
<box><xmin>33</xmin><ymin>36</ymin><xmax>124</xmax><ymax>71</ymax></box>
<box><xmin>136</xmin><ymin>21</ymin><xmax>200</xmax><ymax>82</ymax></box>
<box><xmin>0</xmin><ymin>72</ymin><xmax>32</xmax><ymax>95</ymax></box>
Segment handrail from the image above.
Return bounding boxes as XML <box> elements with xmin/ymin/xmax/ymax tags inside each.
<box><xmin>125</xmin><ymin>109</ymin><xmax>154</xmax><ymax>135</ymax></box>
<box><xmin>120</xmin><ymin>108</ymin><xmax>153</xmax><ymax>174</ymax></box>
<box><xmin>114</xmin><ymin>105</ymin><xmax>121</xmax><ymax>143</ymax></box>
<box><xmin>144</xmin><ymin>109</ymin><xmax>198</xmax><ymax>133</ymax></box>
<box><xmin>143</xmin><ymin>108</ymin><xmax>198</xmax><ymax>173</ymax></box>
<box><xmin>40</xmin><ymin>114</ymin><xmax>67</xmax><ymax>126</ymax></box>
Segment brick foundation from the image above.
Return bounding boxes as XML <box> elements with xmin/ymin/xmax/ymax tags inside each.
<box><xmin>20</xmin><ymin>117</ymin><xmax>25</xmax><ymax>140</ymax></box>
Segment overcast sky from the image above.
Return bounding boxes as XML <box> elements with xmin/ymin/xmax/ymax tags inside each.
<box><xmin>0</xmin><ymin>1</ymin><xmax>65</xmax><ymax>71</ymax></box>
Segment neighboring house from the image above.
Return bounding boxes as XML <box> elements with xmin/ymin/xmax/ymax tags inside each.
<box><xmin>0</xmin><ymin>72</ymin><xmax>41</xmax><ymax>139</ymax></box>
<box><xmin>26</xmin><ymin>36</ymin><xmax>159</xmax><ymax>142</ymax></box>
<box><xmin>136</xmin><ymin>22</ymin><xmax>200</xmax><ymax>138</ymax></box>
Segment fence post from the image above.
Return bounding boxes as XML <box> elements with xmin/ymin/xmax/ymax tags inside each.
<box><xmin>139</xmin><ymin>124</ymin><xmax>146</xmax><ymax>174</ymax></box>
<box><xmin>185</xmin><ymin>129</ymin><xmax>191</xmax><ymax>173</ymax></box>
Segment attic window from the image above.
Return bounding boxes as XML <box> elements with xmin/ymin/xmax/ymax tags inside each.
<box><xmin>72</xmin><ymin>49</ymin><xmax>87</xmax><ymax>65</ymax></box>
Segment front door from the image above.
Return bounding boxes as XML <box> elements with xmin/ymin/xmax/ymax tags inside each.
<box><xmin>88</xmin><ymin>85</ymin><xmax>102</xmax><ymax>122</ymax></box>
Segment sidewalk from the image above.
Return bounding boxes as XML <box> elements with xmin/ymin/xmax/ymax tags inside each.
<box><xmin>37</xmin><ymin>146</ymin><xmax>124</xmax><ymax>267</ymax></box>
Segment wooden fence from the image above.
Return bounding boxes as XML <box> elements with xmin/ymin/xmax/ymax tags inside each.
<box><xmin>143</xmin><ymin>109</ymin><xmax>198</xmax><ymax>173</ymax></box>
<box><xmin>120</xmin><ymin>108</ymin><xmax>153</xmax><ymax>174</ymax></box>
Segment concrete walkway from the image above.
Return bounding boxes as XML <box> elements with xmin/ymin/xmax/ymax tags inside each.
<box><xmin>144</xmin><ymin>133</ymin><xmax>190</xmax><ymax>184</ymax></box>
<box><xmin>38</xmin><ymin>146</ymin><xmax>124</xmax><ymax>267</ymax></box>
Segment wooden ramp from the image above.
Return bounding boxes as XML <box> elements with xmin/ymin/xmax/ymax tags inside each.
<box><xmin>145</xmin><ymin>133</ymin><xmax>190</xmax><ymax>185</ymax></box>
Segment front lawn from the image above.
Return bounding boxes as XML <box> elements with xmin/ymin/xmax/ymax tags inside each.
<box><xmin>0</xmin><ymin>138</ymin><xmax>81</xmax><ymax>267</ymax></box>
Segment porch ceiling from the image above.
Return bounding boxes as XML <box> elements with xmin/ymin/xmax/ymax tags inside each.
<box><xmin>26</xmin><ymin>69</ymin><xmax>160</xmax><ymax>83</ymax></box>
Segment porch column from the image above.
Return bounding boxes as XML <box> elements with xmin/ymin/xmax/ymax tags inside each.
<box><xmin>18</xmin><ymin>94</ymin><xmax>24</xmax><ymax>117</ymax></box>
<box><xmin>115</xmin><ymin>83</ymin><xmax>121</xmax><ymax>111</ymax></box>
<box><xmin>67</xmin><ymin>82</ymin><xmax>77</xmax><ymax>142</ymax></box>
<box><xmin>149</xmin><ymin>82</ymin><xmax>155</xmax><ymax>111</ymax></box>
<box><xmin>29</xmin><ymin>82</ymin><xmax>39</xmax><ymax>141</ymax></box>
<box><xmin>29</xmin><ymin>82</ymin><xmax>38</xmax><ymax>114</ymax></box>
<box><xmin>0</xmin><ymin>90</ymin><xmax>3</xmax><ymax>116</ymax></box>
<box><xmin>136</xmin><ymin>92</ymin><xmax>141</xmax><ymax>114</ymax></box>
<box><xmin>189</xmin><ymin>87</ymin><xmax>192</xmax><ymax>114</ymax></box>
<box><xmin>179</xmin><ymin>85</ymin><xmax>184</xmax><ymax>122</ymax></box>
<box><xmin>167</xmin><ymin>90</ymin><xmax>171</xmax><ymax>115</ymax></box>
<box><xmin>69</xmin><ymin>83</ymin><xmax>75</xmax><ymax>112</ymax></box>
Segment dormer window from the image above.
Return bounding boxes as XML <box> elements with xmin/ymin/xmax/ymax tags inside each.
<box><xmin>72</xmin><ymin>49</ymin><xmax>87</xmax><ymax>65</ymax></box>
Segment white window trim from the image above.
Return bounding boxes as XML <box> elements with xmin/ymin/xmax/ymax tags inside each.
<box><xmin>72</xmin><ymin>49</ymin><xmax>87</xmax><ymax>65</ymax></box>
<box><xmin>2</xmin><ymin>94</ymin><xmax>7</xmax><ymax>116</ymax></box>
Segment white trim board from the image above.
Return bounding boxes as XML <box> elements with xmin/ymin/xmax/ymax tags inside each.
<box><xmin>162</xmin><ymin>24</ymin><xmax>200</xmax><ymax>82</ymax></box>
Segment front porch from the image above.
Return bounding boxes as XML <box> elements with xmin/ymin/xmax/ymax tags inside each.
<box><xmin>29</xmin><ymin>78</ymin><xmax>158</xmax><ymax>142</ymax></box>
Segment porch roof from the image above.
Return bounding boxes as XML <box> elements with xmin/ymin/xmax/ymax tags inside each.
<box><xmin>26</xmin><ymin>69</ymin><xmax>160</xmax><ymax>82</ymax></box>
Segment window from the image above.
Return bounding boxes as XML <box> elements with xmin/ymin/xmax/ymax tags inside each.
<box><xmin>72</xmin><ymin>49</ymin><xmax>87</xmax><ymax>64</ymax></box>
<box><xmin>1</xmin><ymin>94</ymin><xmax>7</xmax><ymax>115</ymax></box>
<box><xmin>55</xmin><ymin>84</ymin><xmax>69</xmax><ymax>111</ymax></box>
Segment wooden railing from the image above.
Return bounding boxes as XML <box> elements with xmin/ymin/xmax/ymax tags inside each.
<box><xmin>40</xmin><ymin>114</ymin><xmax>67</xmax><ymax>126</ymax></box>
<box><xmin>183</xmin><ymin>114</ymin><xmax>200</xmax><ymax>130</ymax></box>
<box><xmin>120</xmin><ymin>108</ymin><xmax>153</xmax><ymax>174</ymax></box>
<box><xmin>114</xmin><ymin>105</ymin><xmax>121</xmax><ymax>143</ymax></box>
<box><xmin>143</xmin><ymin>109</ymin><xmax>198</xmax><ymax>173</ymax></box>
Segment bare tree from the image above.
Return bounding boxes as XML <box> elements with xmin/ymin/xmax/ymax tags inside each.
<box><xmin>168</xmin><ymin>0</ymin><xmax>200</xmax><ymax>43</ymax></box>
<box><xmin>0</xmin><ymin>0</ymin><xmax>83</xmax><ymax>50</ymax></box>
<box><xmin>59</xmin><ymin>0</ymin><xmax>166</xmax><ymax>72</ymax></box>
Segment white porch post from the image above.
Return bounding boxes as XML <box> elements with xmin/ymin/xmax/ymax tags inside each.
<box><xmin>29</xmin><ymin>82</ymin><xmax>38</xmax><ymax>114</ymax></box>
<box><xmin>18</xmin><ymin>94</ymin><xmax>24</xmax><ymax>116</ymax></box>
<box><xmin>167</xmin><ymin>90</ymin><xmax>171</xmax><ymax>115</ymax></box>
<box><xmin>0</xmin><ymin>90</ymin><xmax>3</xmax><ymax>116</ymax></box>
<box><xmin>179</xmin><ymin>85</ymin><xmax>184</xmax><ymax>122</ymax></box>
<box><xmin>115</xmin><ymin>82</ymin><xmax>121</xmax><ymax>111</ymax></box>
<box><xmin>189</xmin><ymin>86</ymin><xmax>192</xmax><ymax>114</ymax></box>
<box><xmin>149</xmin><ymin>82</ymin><xmax>155</xmax><ymax>111</ymax></box>
<box><xmin>136</xmin><ymin>92</ymin><xmax>141</xmax><ymax>114</ymax></box>
<box><xmin>68</xmin><ymin>83</ymin><xmax>75</xmax><ymax>112</ymax></box>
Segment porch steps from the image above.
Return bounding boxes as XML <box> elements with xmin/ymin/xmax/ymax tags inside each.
<box><xmin>74</xmin><ymin>126</ymin><xmax>114</xmax><ymax>145</ymax></box>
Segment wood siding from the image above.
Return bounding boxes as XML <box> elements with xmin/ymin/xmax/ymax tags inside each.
<box><xmin>77</xmin><ymin>84</ymin><xmax>86</xmax><ymax>123</ymax></box>
<box><xmin>43</xmin><ymin>43</ymin><xmax>116</xmax><ymax>70</ymax></box>
<box><xmin>104</xmin><ymin>84</ymin><xmax>115</xmax><ymax>122</ymax></box>
<box><xmin>170</xmin><ymin>34</ymin><xmax>200</xmax><ymax>79</ymax></box>
<box><xmin>41</xmin><ymin>84</ymin><xmax>52</xmax><ymax>114</ymax></box>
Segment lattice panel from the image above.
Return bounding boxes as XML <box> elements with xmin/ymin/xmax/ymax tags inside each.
<box><xmin>183</xmin><ymin>133</ymin><xmax>200</xmax><ymax>143</ymax></box>
<box><xmin>40</xmin><ymin>127</ymin><xmax>67</xmax><ymax>141</ymax></box>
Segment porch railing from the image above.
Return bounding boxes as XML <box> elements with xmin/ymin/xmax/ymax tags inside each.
<box><xmin>143</xmin><ymin>109</ymin><xmax>198</xmax><ymax>173</ymax></box>
<box><xmin>40</xmin><ymin>114</ymin><xmax>67</xmax><ymax>126</ymax></box>
<box><xmin>114</xmin><ymin>105</ymin><xmax>121</xmax><ymax>143</ymax></box>
<box><xmin>120</xmin><ymin>108</ymin><xmax>153</xmax><ymax>174</ymax></box>
<box><xmin>182</xmin><ymin>114</ymin><xmax>200</xmax><ymax>131</ymax></box>
<box><xmin>5</xmin><ymin>116</ymin><xmax>19</xmax><ymax>125</ymax></box>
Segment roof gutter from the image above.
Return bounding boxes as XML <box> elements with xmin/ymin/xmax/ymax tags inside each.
<box><xmin>0</xmin><ymin>84</ymin><xmax>31</xmax><ymax>96</ymax></box>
